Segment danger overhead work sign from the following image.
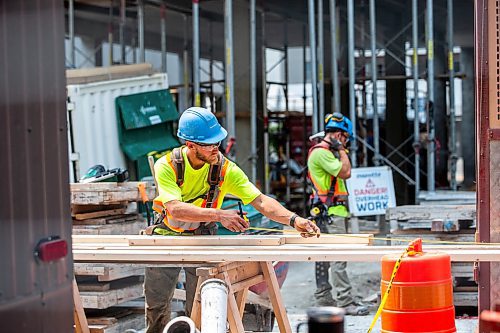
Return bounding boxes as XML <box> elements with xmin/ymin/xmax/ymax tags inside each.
<box><xmin>346</xmin><ymin>166</ymin><xmax>396</xmax><ymax>217</ymax></box>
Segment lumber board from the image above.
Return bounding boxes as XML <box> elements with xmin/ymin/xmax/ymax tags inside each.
<box><xmin>282</xmin><ymin>234</ymin><xmax>373</xmax><ymax>245</ymax></box>
<box><xmin>70</xmin><ymin>182</ymin><xmax>156</xmax><ymax>205</ymax></box>
<box><xmin>66</xmin><ymin>63</ymin><xmax>154</xmax><ymax>85</ymax></box>
<box><xmin>127</xmin><ymin>235</ymin><xmax>284</xmax><ymax>246</ymax></box>
<box><xmin>386</xmin><ymin>205</ymin><xmax>476</xmax><ymax>221</ymax></box>
<box><xmin>80</xmin><ymin>279</ymin><xmax>144</xmax><ymax>309</ymax></box>
<box><xmin>74</xmin><ymin>208</ymin><xmax>128</xmax><ymax>221</ymax></box>
<box><xmin>72</xmin><ymin>244</ymin><xmax>500</xmax><ymax>263</ymax></box>
<box><xmin>74</xmin><ymin>263</ymin><xmax>144</xmax><ymax>282</ymax></box>
<box><xmin>73</xmin><ymin>214</ymin><xmax>140</xmax><ymax>226</ymax></box>
<box><xmin>72</xmin><ymin>220</ymin><xmax>144</xmax><ymax>235</ymax></box>
<box><xmin>88</xmin><ymin>313</ymin><xmax>145</xmax><ymax>333</ymax></box>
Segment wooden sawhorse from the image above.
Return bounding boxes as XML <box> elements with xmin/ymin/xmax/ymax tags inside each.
<box><xmin>190</xmin><ymin>261</ymin><xmax>291</xmax><ymax>333</ymax></box>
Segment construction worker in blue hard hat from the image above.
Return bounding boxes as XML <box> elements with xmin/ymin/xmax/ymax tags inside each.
<box><xmin>144</xmin><ymin>107</ymin><xmax>321</xmax><ymax>333</ymax></box>
<box><xmin>307</xmin><ymin>112</ymin><xmax>369</xmax><ymax>316</ymax></box>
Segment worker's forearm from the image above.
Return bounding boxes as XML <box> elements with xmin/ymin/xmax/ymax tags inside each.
<box><xmin>338</xmin><ymin>150</ymin><xmax>351</xmax><ymax>179</ymax></box>
<box><xmin>165</xmin><ymin>200</ymin><xmax>218</xmax><ymax>223</ymax></box>
<box><xmin>250</xmin><ymin>195</ymin><xmax>294</xmax><ymax>225</ymax></box>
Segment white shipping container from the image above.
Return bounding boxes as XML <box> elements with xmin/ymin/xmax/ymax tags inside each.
<box><xmin>67</xmin><ymin>73</ymin><xmax>169</xmax><ymax>182</ymax></box>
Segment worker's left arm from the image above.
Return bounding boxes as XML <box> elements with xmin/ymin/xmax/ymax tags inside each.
<box><xmin>249</xmin><ymin>194</ymin><xmax>320</xmax><ymax>238</ymax></box>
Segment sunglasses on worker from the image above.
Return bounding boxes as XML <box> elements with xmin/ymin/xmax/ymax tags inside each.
<box><xmin>193</xmin><ymin>141</ymin><xmax>221</xmax><ymax>150</ymax></box>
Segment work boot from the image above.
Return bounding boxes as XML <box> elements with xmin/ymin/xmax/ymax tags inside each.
<box><xmin>341</xmin><ymin>302</ymin><xmax>369</xmax><ymax>316</ymax></box>
<box><xmin>315</xmin><ymin>293</ymin><xmax>337</xmax><ymax>307</ymax></box>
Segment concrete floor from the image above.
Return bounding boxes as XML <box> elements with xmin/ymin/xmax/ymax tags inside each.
<box><xmin>273</xmin><ymin>261</ymin><xmax>479</xmax><ymax>332</ymax></box>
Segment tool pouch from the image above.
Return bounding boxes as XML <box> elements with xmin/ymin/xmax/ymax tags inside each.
<box><xmin>194</xmin><ymin>222</ymin><xmax>218</xmax><ymax>235</ymax></box>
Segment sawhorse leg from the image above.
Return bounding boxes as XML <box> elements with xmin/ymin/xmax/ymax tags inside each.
<box><xmin>73</xmin><ymin>278</ymin><xmax>90</xmax><ymax>333</ymax></box>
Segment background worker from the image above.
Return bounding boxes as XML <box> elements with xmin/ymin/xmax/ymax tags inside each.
<box><xmin>307</xmin><ymin>112</ymin><xmax>368</xmax><ymax>316</ymax></box>
<box><xmin>145</xmin><ymin>107</ymin><xmax>320</xmax><ymax>333</ymax></box>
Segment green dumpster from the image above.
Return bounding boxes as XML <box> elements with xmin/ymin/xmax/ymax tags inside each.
<box><xmin>116</xmin><ymin>89</ymin><xmax>179</xmax><ymax>180</ymax></box>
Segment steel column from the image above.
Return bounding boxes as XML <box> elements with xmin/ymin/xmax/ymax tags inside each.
<box><xmin>138</xmin><ymin>0</ymin><xmax>145</xmax><ymax>63</ymax></box>
<box><xmin>250</xmin><ymin>0</ymin><xmax>257</xmax><ymax>182</ymax></box>
<box><xmin>308</xmin><ymin>0</ymin><xmax>319</xmax><ymax>134</ymax></box>
<box><xmin>193</xmin><ymin>0</ymin><xmax>200</xmax><ymax>106</ymax></box>
<box><xmin>318</xmin><ymin>0</ymin><xmax>325</xmax><ymax>129</ymax></box>
<box><xmin>262</xmin><ymin>12</ymin><xmax>269</xmax><ymax>194</ymax></box>
<box><xmin>161</xmin><ymin>3</ymin><xmax>167</xmax><ymax>73</ymax></box>
<box><xmin>224</xmin><ymin>0</ymin><xmax>236</xmax><ymax>139</ymax></box>
<box><xmin>413</xmin><ymin>0</ymin><xmax>421</xmax><ymax>201</ymax></box>
<box><xmin>348</xmin><ymin>0</ymin><xmax>357</xmax><ymax>166</ymax></box>
<box><xmin>447</xmin><ymin>0</ymin><xmax>457</xmax><ymax>190</ymax></box>
<box><xmin>183</xmin><ymin>15</ymin><xmax>190</xmax><ymax>108</ymax></box>
<box><xmin>120</xmin><ymin>0</ymin><xmax>126</xmax><ymax>64</ymax></box>
<box><xmin>426</xmin><ymin>0</ymin><xmax>435</xmax><ymax>191</ymax></box>
<box><xmin>370</xmin><ymin>0</ymin><xmax>379</xmax><ymax>166</ymax></box>
<box><xmin>330</xmin><ymin>0</ymin><xmax>340</xmax><ymax>114</ymax></box>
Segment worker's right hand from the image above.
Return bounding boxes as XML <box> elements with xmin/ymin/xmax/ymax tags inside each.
<box><xmin>329</xmin><ymin>139</ymin><xmax>343</xmax><ymax>151</ymax></box>
<box><xmin>217</xmin><ymin>210</ymin><xmax>250</xmax><ymax>233</ymax></box>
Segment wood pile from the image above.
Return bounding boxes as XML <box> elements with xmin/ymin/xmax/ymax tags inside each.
<box><xmin>71</xmin><ymin>181</ymin><xmax>156</xmax><ymax>332</ymax></box>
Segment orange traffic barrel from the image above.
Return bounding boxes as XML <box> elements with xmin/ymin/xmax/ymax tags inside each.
<box><xmin>381</xmin><ymin>239</ymin><xmax>456</xmax><ymax>333</ymax></box>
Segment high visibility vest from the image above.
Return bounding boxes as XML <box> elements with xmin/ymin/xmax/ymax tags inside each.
<box><xmin>307</xmin><ymin>141</ymin><xmax>349</xmax><ymax>206</ymax></box>
<box><xmin>152</xmin><ymin>147</ymin><xmax>229</xmax><ymax>232</ymax></box>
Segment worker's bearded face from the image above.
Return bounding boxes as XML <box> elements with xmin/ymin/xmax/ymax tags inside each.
<box><xmin>194</xmin><ymin>146</ymin><xmax>219</xmax><ymax>165</ymax></box>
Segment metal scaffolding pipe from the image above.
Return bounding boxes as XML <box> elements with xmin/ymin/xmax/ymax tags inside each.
<box><xmin>348</xmin><ymin>0</ymin><xmax>357</xmax><ymax>166</ymax></box>
<box><xmin>308</xmin><ymin>0</ymin><xmax>319</xmax><ymax>134</ymax></box>
<box><xmin>69</xmin><ymin>0</ymin><xmax>75</xmax><ymax>67</ymax></box>
<box><xmin>318</xmin><ymin>0</ymin><xmax>325</xmax><ymax>130</ymax></box>
<box><xmin>413</xmin><ymin>0</ymin><xmax>421</xmax><ymax>201</ymax></box>
<box><xmin>183</xmin><ymin>15</ymin><xmax>190</xmax><ymax>109</ymax></box>
<box><xmin>120</xmin><ymin>0</ymin><xmax>126</xmax><ymax>64</ymax></box>
<box><xmin>369</xmin><ymin>0</ymin><xmax>379</xmax><ymax>166</ymax></box>
<box><xmin>161</xmin><ymin>2</ymin><xmax>167</xmax><ymax>73</ymax></box>
<box><xmin>285</xmin><ymin>18</ymin><xmax>291</xmax><ymax>201</ymax></box>
<box><xmin>448</xmin><ymin>0</ymin><xmax>457</xmax><ymax>190</ymax></box>
<box><xmin>108</xmin><ymin>6</ymin><xmax>114</xmax><ymax>65</ymax></box>
<box><xmin>224</xmin><ymin>0</ymin><xmax>236</xmax><ymax>139</ymax></box>
<box><xmin>138</xmin><ymin>0</ymin><xmax>145</xmax><ymax>63</ymax></box>
<box><xmin>426</xmin><ymin>0</ymin><xmax>435</xmax><ymax>191</ymax></box>
<box><xmin>193</xmin><ymin>0</ymin><xmax>201</xmax><ymax>106</ymax></box>
<box><xmin>250</xmin><ymin>0</ymin><xmax>257</xmax><ymax>182</ymax></box>
<box><xmin>262</xmin><ymin>11</ymin><xmax>269</xmax><ymax>194</ymax></box>
<box><xmin>330</xmin><ymin>0</ymin><xmax>340</xmax><ymax>114</ymax></box>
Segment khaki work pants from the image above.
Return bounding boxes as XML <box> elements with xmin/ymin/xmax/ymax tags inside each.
<box><xmin>314</xmin><ymin>216</ymin><xmax>355</xmax><ymax>307</ymax></box>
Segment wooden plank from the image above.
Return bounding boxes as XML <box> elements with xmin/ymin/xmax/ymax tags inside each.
<box><xmin>80</xmin><ymin>278</ymin><xmax>144</xmax><ymax>309</ymax></box>
<box><xmin>88</xmin><ymin>313</ymin><xmax>145</xmax><ymax>333</ymax></box>
<box><xmin>67</xmin><ymin>64</ymin><xmax>154</xmax><ymax>85</ymax></box>
<box><xmin>73</xmin><ymin>235</ymin><xmax>131</xmax><ymax>244</ymax></box>
<box><xmin>70</xmin><ymin>182</ymin><xmax>156</xmax><ymax>205</ymax></box>
<box><xmin>73</xmin><ymin>214</ymin><xmax>140</xmax><ymax>226</ymax></box>
<box><xmin>72</xmin><ymin>203</ymin><xmax>127</xmax><ymax>215</ymax></box>
<box><xmin>128</xmin><ymin>235</ymin><xmax>284</xmax><ymax>247</ymax></box>
<box><xmin>72</xmin><ymin>245</ymin><xmax>500</xmax><ymax>263</ymax></box>
<box><xmin>73</xmin><ymin>278</ymin><xmax>90</xmax><ymax>333</ymax></box>
<box><xmin>386</xmin><ymin>205</ymin><xmax>476</xmax><ymax>221</ymax></box>
<box><xmin>283</xmin><ymin>234</ymin><xmax>373</xmax><ymax>245</ymax></box>
<box><xmin>74</xmin><ymin>263</ymin><xmax>144</xmax><ymax>282</ymax></box>
<box><xmin>74</xmin><ymin>208</ymin><xmax>127</xmax><ymax>221</ymax></box>
<box><xmin>78</xmin><ymin>282</ymin><xmax>111</xmax><ymax>292</ymax></box>
<box><xmin>73</xmin><ymin>220</ymin><xmax>145</xmax><ymax>235</ymax></box>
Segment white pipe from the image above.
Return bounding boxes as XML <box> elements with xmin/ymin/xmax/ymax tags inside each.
<box><xmin>200</xmin><ymin>279</ymin><xmax>228</xmax><ymax>333</ymax></box>
<box><xmin>163</xmin><ymin>316</ymin><xmax>200</xmax><ymax>333</ymax></box>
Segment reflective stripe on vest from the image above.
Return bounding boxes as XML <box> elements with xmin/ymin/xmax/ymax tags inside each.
<box><xmin>153</xmin><ymin>149</ymin><xmax>229</xmax><ymax>232</ymax></box>
<box><xmin>308</xmin><ymin>142</ymin><xmax>348</xmax><ymax>204</ymax></box>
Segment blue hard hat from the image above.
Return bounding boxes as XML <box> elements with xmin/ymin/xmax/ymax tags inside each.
<box><xmin>325</xmin><ymin>112</ymin><xmax>353</xmax><ymax>138</ymax></box>
<box><xmin>177</xmin><ymin>107</ymin><xmax>228</xmax><ymax>144</ymax></box>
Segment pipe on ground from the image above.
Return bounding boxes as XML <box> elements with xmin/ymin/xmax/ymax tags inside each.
<box><xmin>163</xmin><ymin>316</ymin><xmax>200</xmax><ymax>333</ymax></box>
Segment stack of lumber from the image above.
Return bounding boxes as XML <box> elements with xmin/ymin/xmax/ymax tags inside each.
<box><xmin>71</xmin><ymin>182</ymin><xmax>155</xmax><ymax>332</ymax></box>
<box><xmin>70</xmin><ymin>182</ymin><xmax>155</xmax><ymax>235</ymax></box>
